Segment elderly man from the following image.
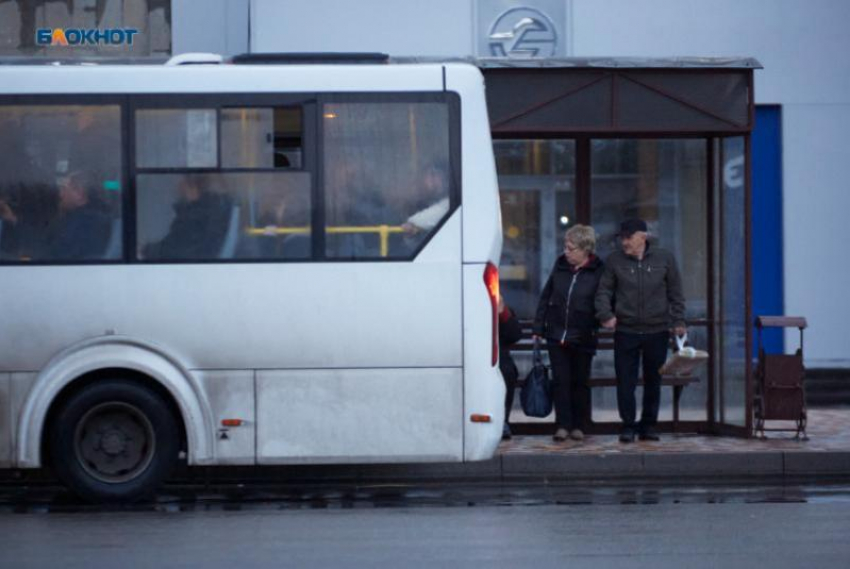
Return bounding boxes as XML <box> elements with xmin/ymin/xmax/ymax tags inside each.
<box><xmin>595</xmin><ymin>219</ymin><xmax>686</xmax><ymax>443</ymax></box>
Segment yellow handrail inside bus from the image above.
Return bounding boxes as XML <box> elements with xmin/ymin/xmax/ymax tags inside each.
<box><xmin>244</xmin><ymin>225</ymin><xmax>406</xmax><ymax>257</ymax></box>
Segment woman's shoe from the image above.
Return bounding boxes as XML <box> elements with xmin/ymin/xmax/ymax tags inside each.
<box><xmin>553</xmin><ymin>427</ymin><xmax>568</xmax><ymax>442</ymax></box>
<box><xmin>569</xmin><ymin>429</ymin><xmax>584</xmax><ymax>441</ymax></box>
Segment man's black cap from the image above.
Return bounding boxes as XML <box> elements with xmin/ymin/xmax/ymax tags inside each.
<box><xmin>619</xmin><ymin>218</ymin><xmax>648</xmax><ymax>237</ymax></box>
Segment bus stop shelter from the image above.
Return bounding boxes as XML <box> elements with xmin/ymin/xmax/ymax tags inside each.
<box><xmin>479</xmin><ymin>57</ymin><xmax>762</xmax><ymax>437</ymax></box>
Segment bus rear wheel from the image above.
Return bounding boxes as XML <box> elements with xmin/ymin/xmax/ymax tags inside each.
<box><xmin>50</xmin><ymin>379</ymin><xmax>180</xmax><ymax>503</ymax></box>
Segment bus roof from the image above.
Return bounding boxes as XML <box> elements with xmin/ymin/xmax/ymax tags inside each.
<box><xmin>0</xmin><ymin>60</ymin><xmax>469</xmax><ymax>95</ymax></box>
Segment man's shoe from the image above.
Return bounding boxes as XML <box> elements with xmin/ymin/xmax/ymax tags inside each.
<box><xmin>553</xmin><ymin>427</ymin><xmax>569</xmax><ymax>442</ymax></box>
<box><xmin>502</xmin><ymin>423</ymin><xmax>512</xmax><ymax>440</ymax></box>
<box><xmin>569</xmin><ymin>429</ymin><xmax>584</xmax><ymax>441</ymax></box>
<box><xmin>638</xmin><ymin>428</ymin><xmax>660</xmax><ymax>441</ymax></box>
<box><xmin>619</xmin><ymin>430</ymin><xmax>635</xmax><ymax>443</ymax></box>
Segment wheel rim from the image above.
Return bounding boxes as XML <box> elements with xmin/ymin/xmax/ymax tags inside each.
<box><xmin>74</xmin><ymin>402</ymin><xmax>156</xmax><ymax>484</ymax></box>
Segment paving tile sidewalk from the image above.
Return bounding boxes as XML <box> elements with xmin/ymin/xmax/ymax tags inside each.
<box><xmin>502</xmin><ymin>408</ymin><xmax>850</xmax><ymax>454</ymax></box>
<box><xmin>496</xmin><ymin>407</ymin><xmax>850</xmax><ymax>481</ymax></box>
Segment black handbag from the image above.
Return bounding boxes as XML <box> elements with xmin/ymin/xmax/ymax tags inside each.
<box><xmin>520</xmin><ymin>339</ymin><xmax>552</xmax><ymax>418</ymax></box>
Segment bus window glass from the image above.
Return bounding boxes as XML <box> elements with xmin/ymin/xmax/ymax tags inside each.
<box><xmin>0</xmin><ymin>105</ymin><xmax>122</xmax><ymax>262</ymax></box>
<box><xmin>135</xmin><ymin>109</ymin><xmax>217</xmax><ymax>169</ymax></box>
<box><xmin>136</xmin><ymin>172</ymin><xmax>311</xmax><ymax>261</ymax></box>
<box><xmin>322</xmin><ymin>102</ymin><xmax>450</xmax><ymax>259</ymax></box>
<box><xmin>221</xmin><ymin>107</ymin><xmax>303</xmax><ymax>169</ymax></box>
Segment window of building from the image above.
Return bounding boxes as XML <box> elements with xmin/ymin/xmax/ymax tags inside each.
<box><xmin>494</xmin><ymin>139</ymin><xmax>577</xmax><ymax>319</ymax></box>
<box><xmin>0</xmin><ymin>0</ymin><xmax>171</xmax><ymax>57</ymax></box>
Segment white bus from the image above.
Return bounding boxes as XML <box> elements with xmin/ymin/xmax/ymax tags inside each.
<box><xmin>0</xmin><ymin>54</ymin><xmax>503</xmax><ymax>502</ymax></box>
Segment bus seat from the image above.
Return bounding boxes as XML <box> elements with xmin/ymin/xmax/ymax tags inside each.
<box><xmin>280</xmin><ymin>233</ymin><xmax>310</xmax><ymax>258</ymax></box>
<box><xmin>103</xmin><ymin>218</ymin><xmax>122</xmax><ymax>259</ymax></box>
<box><xmin>218</xmin><ymin>205</ymin><xmax>242</xmax><ymax>259</ymax></box>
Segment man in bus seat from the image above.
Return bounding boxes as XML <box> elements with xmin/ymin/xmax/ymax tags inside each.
<box><xmin>595</xmin><ymin>218</ymin><xmax>687</xmax><ymax>443</ymax></box>
<box><xmin>143</xmin><ymin>174</ymin><xmax>233</xmax><ymax>260</ymax></box>
<box><xmin>44</xmin><ymin>171</ymin><xmax>113</xmax><ymax>260</ymax></box>
<box><xmin>1</xmin><ymin>172</ymin><xmax>111</xmax><ymax>261</ymax></box>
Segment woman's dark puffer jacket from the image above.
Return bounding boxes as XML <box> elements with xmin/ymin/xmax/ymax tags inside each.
<box><xmin>533</xmin><ymin>254</ymin><xmax>605</xmax><ymax>352</ymax></box>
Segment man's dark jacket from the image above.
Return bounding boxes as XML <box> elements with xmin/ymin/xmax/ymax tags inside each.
<box><xmin>533</xmin><ymin>254</ymin><xmax>604</xmax><ymax>352</ymax></box>
<box><xmin>594</xmin><ymin>242</ymin><xmax>686</xmax><ymax>334</ymax></box>
<box><xmin>46</xmin><ymin>202</ymin><xmax>111</xmax><ymax>260</ymax></box>
<box><xmin>145</xmin><ymin>192</ymin><xmax>232</xmax><ymax>260</ymax></box>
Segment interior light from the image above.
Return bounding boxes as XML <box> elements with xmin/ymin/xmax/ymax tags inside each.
<box><xmin>560</xmin><ymin>215</ymin><xmax>570</xmax><ymax>226</ymax></box>
<box><xmin>323</xmin><ymin>112</ymin><xmax>337</xmax><ymax>119</ymax></box>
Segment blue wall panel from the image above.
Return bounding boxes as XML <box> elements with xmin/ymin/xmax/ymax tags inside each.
<box><xmin>751</xmin><ymin>105</ymin><xmax>784</xmax><ymax>354</ymax></box>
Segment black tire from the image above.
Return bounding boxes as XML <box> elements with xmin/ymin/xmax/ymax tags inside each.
<box><xmin>49</xmin><ymin>378</ymin><xmax>180</xmax><ymax>503</ymax></box>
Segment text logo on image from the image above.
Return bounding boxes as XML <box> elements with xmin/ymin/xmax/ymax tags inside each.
<box><xmin>36</xmin><ymin>28</ymin><xmax>139</xmax><ymax>47</ymax></box>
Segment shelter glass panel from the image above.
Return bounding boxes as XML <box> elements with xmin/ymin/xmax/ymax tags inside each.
<box><xmin>718</xmin><ymin>137</ymin><xmax>748</xmax><ymax>426</ymax></box>
<box><xmin>494</xmin><ymin>140</ymin><xmax>576</xmax><ymax>320</ymax></box>
<box><xmin>590</xmin><ymin>138</ymin><xmax>708</xmax><ymax>421</ymax></box>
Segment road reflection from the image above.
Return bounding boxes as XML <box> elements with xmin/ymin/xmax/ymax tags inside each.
<box><xmin>2</xmin><ymin>480</ymin><xmax>849</xmax><ymax>514</ymax></box>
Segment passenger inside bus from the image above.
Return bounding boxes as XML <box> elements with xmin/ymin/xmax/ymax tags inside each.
<box><xmin>238</xmin><ymin>181</ymin><xmax>311</xmax><ymax>259</ymax></box>
<box><xmin>402</xmin><ymin>163</ymin><xmax>450</xmax><ymax>242</ymax></box>
<box><xmin>47</xmin><ymin>171</ymin><xmax>113</xmax><ymax>260</ymax></box>
<box><xmin>141</xmin><ymin>174</ymin><xmax>234</xmax><ymax>261</ymax></box>
<box><xmin>0</xmin><ymin>172</ymin><xmax>112</xmax><ymax>261</ymax></box>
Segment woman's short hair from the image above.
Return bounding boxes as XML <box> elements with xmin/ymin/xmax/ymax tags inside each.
<box><xmin>565</xmin><ymin>224</ymin><xmax>596</xmax><ymax>254</ymax></box>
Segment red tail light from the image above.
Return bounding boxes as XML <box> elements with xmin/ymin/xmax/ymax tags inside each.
<box><xmin>484</xmin><ymin>262</ymin><xmax>499</xmax><ymax>367</ymax></box>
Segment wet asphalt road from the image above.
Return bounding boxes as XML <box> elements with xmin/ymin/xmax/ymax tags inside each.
<box><xmin>1</xmin><ymin>482</ymin><xmax>850</xmax><ymax>568</ymax></box>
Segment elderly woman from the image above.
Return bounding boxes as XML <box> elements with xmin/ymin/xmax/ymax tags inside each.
<box><xmin>533</xmin><ymin>224</ymin><xmax>604</xmax><ymax>442</ymax></box>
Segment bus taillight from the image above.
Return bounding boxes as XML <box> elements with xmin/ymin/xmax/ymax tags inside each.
<box><xmin>483</xmin><ymin>262</ymin><xmax>499</xmax><ymax>367</ymax></box>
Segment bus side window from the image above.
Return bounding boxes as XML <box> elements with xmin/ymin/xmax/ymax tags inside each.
<box><xmin>0</xmin><ymin>105</ymin><xmax>122</xmax><ymax>263</ymax></box>
<box><xmin>136</xmin><ymin>172</ymin><xmax>312</xmax><ymax>262</ymax></box>
<box><xmin>136</xmin><ymin>109</ymin><xmax>217</xmax><ymax>169</ymax></box>
<box><xmin>137</xmin><ymin>173</ymin><xmax>234</xmax><ymax>261</ymax></box>
<box><xmin>135</xmin><ymin>104</ymin><xmax>311</xmax><ymax>262</ymax></box>
<box><xmin>221</xmin><ymin>107</ymin><xmax>303</xmax><ymax>170</ymax></box>
<box><xmin>235</xmin><ymin>172</ymin><xmax>311</xmax><ymax>260</ymax></box>
<box><xmin>322</xmin><ymin>101</ymin><xmax>452</xmax><ymax>260</ymax></box>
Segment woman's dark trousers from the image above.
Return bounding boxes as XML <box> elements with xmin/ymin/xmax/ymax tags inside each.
<box><xmin>614</xmin><ymin>331</ymin><xmax>670</xmax><ymax>433</ymax></box>
<box><xmin>547</xmin><ymin>344</ymin><xmax>593</xmax><ymax>430</ymax></box>
<box><xmin>499</xmin><ymin>349</ymin><xmax>518</xmax><ymax>423</ymax></box>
